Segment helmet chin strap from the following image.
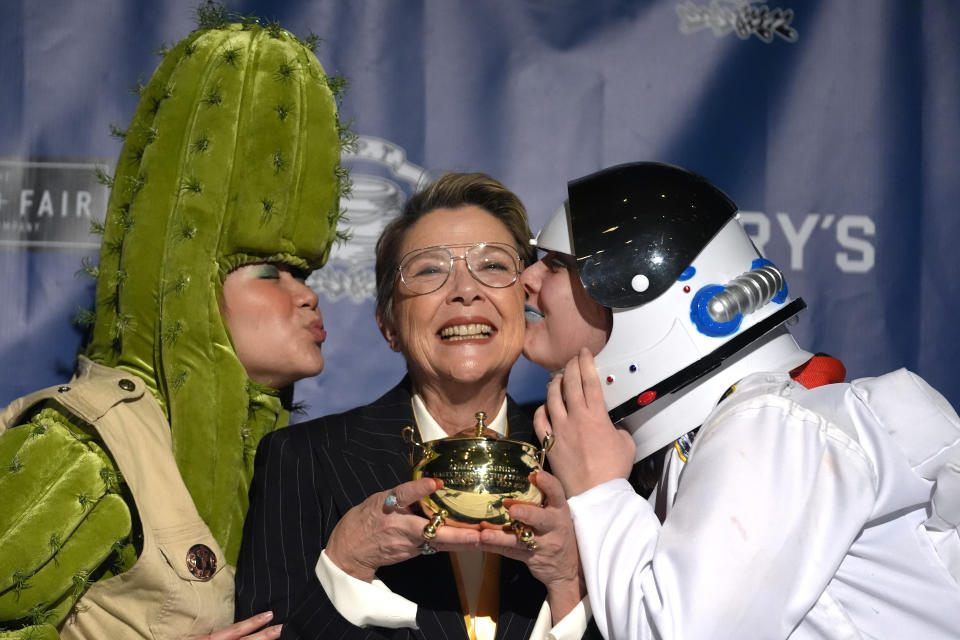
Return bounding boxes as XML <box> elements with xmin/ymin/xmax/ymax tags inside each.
<box><xmin>611</xmin><ymin>299</ymin><xmax>809</xmax><ymax>461</ymax></box>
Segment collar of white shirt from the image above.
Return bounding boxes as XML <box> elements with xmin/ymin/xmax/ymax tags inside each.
<box><xmin>411</xmin><ymin>394</ymin><xmax>508</xmax><ymax>441</ymax></box>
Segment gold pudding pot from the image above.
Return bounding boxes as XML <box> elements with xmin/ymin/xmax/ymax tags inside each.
<box><xmin>402</xmin><ymin>412</ymin><xmax>553</xmax><ymax>547</ymax></box>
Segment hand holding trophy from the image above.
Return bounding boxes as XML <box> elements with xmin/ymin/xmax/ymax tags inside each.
<box><xmin>402</xmin><ymin>412</ymin><xmax>554</xmax><ymax>549</ymax></box>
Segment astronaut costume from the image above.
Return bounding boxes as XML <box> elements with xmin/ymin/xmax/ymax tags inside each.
<box><xmin>534</xmin><ymin>163</ymin><xmax>960</xmax><ymax>639</ymax></box>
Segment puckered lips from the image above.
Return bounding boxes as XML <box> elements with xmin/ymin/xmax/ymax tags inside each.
<box><xmin>307</xmin><ymin>318</ymin><xmax>326</xmax><ymax>344</ymax></box>
<box><xmin>524</xmin><ymin>303</ymin><xmax>545</xmax><ymax>324</ymax></box>
<box><xmin>438</xmin><ymin>316</ymin><xmax>497</xmax><ymax>344</ymax></box>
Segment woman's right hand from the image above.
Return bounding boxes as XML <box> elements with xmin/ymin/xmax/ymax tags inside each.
<box><xmin>325</xmin><ymin>477</ymin><xmax>481</xmax><ymax>582</ymax></box>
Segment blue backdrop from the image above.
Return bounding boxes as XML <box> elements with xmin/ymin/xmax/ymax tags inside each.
<box><xmin>2</xmin><ymin>0</ymin><xmax>958</xmax><ymax>419</ymax></box>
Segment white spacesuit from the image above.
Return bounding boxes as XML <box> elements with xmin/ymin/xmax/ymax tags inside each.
<box><xmin>534</xmin><ymin>162</ymin><xmax>960</xmax><ymax>639</ymax></box>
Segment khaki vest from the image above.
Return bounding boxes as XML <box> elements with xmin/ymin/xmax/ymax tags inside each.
<box><xmin>2</xmin><ymin>358</ymin><xmax>235</xmax><ymax>639</ymax></box>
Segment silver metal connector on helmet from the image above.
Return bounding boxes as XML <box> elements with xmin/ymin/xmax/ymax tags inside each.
<box><xmin>707</xmin><ymin>264</ymin><xmax>784</xmax><ymax>323</ymax></box>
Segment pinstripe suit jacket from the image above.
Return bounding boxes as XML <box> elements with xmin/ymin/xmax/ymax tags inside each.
<box><xmin>235</xmin><ymin>378</ymin><xmax>568</xmax><ymax>640</ymax></box>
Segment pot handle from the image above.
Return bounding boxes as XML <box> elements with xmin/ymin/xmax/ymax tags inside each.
<box><xmin>538</xmin><ymin>432</ymin><xmax>555</xmax><ymax>468</ymax></box>
<box><xmin>401</xmin><ymin>426</ymin><xmax>426</xmax><ymax>467</ymax></box>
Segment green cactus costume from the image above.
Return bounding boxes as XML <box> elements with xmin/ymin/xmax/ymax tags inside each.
<box><xmin>0</xmin><ymin>13</ymin><xmax>347</xmax><ymax>639</ymax></box>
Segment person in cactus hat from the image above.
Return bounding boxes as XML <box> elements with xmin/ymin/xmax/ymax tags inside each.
<box><xmin>0</xmin><ymin>6</ymin><xmax>349</xmax><ymax>639</ymax></box>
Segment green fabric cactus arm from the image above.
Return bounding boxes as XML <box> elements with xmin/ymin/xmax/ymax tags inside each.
<box><xmin>0</xmin><ymin>625</ymin><xmax>60</xmax><ymax>640</ymax></box>
<box><xmin>0</xmin><ymin>408</ymin><xmax>133</xmax><ymax>634</ymax></box>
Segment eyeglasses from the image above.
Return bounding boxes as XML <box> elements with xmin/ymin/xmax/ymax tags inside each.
<box><xmin>397</xmin><ymin>242</ymin><xmax>522</xmax><ymax>295</ymax></box>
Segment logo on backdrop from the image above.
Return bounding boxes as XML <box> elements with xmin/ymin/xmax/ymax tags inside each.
<box><xmin>676</xmin><ymin>0</ymin><xmax>799</xmax><ymax>43</ymax></box>
<box><xmin>740</xmin><ymin>211</ymin><xmax>875</xmax><ymax>274</ymax></box>
<box><xmin>0</xmin><ymin>159</ymin><xmax>110</xmax><ymax>250</ymax></box>
<box><xmin>0</xmin><ymin>139</ymin><xmax>432</xmax><ymax>303</ymax></box>
<box><xmin>0</xmin><ymin>150</ymin><xmax>876</xmax><ymax>283</ymax></box>
<box><xmin>307</xmin><ymin>135</ymin><xmax>434</xmax><ymax>303</ymax></box>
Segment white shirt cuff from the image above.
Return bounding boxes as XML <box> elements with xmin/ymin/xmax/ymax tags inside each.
<box><xmin>567</xmin><ymin>477</ymin><xmax>634</xmax><ymax>512</ymax></box>
<box><xmin>315</xmin><ymin>549</ymin><xmax>419</xmax><ymax>629</ymax></box>
<box><xmin>529</xmin><ymin>596</ymin><xmax>592</xmax><ymax>640</ymax></box>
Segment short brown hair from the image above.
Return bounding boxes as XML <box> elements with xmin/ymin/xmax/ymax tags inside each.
<box><xmin>374</xmin><ymin>172</ymin><xmax>535</xmax><ymax>323</ymax></box>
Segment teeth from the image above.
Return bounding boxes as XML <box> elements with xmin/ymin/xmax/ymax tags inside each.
<box><xmin>440</xmin><ymin>323</ymin><xmax>493</xmax><ymax>340</ymax></box>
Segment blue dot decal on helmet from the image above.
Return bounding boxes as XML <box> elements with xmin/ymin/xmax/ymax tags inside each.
<box><xmin>678</xmin><ymin>266</ymin><xmax>696</xmax><ymax>281</ymax></box>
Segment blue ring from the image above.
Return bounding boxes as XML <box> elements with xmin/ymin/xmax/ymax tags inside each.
<box><xmin>690</xmin><ymin>284</ymin><xmax>742</xmax><ymax>337</ymax></box>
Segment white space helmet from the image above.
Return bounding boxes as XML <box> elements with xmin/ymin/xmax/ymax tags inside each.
<box><xmin>536</xmin><ymin>162</ymin><xmax>809</xmax><ymax>460</ymax></box>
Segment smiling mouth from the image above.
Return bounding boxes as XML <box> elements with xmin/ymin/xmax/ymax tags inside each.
<box><xmin>524</xmin><ymin>304</ymin><xmax>544</xmax><ymax>323</ymax></box>
<box><xmin>439</xmin><ymin>323</ymin><xmax>494</xmax><ymax>341</ymax></box>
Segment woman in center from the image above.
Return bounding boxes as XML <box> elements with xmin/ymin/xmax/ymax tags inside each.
<box><xmin>236</xmin><ymin>173</ymin><xmax>596</xmax><ymax>640</ymax></box>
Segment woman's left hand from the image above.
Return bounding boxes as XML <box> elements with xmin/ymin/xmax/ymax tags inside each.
<box><xmin>477</xmin><ymin>471</ymin><xmax>585</xmax><ymax>621</ymax></box>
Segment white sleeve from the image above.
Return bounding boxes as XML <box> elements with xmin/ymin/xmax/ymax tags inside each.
<box><xmin>528</xmin><ymin>596</ymin><xmax>592</xmax><ymax>640</ymax></box>
<box><xmin>314</xmin><ymin>549</ymin><xmax>419</xmax><ymax>629</ymax></box>
<box><xmin>568</xmin><ymin>398</ymin><xmax>878</xmax><ymax>640</ymax></box>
